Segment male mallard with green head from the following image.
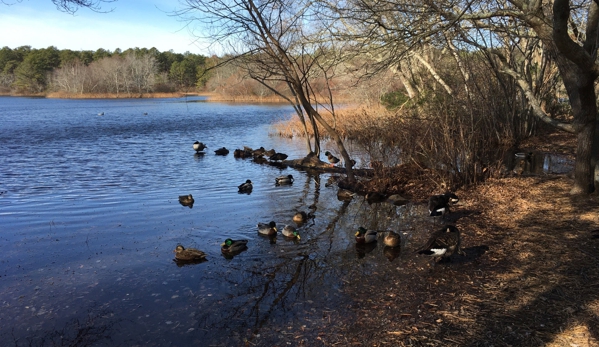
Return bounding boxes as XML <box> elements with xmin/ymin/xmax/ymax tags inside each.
<box><xmin>282</xmin><ymin>225</ymin><xmax>301</xmax><ymax>240</ymax></box>
<box><xmin>221</xmin><ymin>238</ymin><xmax>249</xmax><ymax>254</ymax></box>
<box><xmin>179</xmin><ymin>194</ymin><xmax>194</xmax><ymax>207</ymax></box>
<box><xmin>355</xmin><ymin>227</ymin><xmax>378</xmax><ymax>244</ymax></box>
<box><xmin>384</xmin><ymin>230</ymin><xmax>401</xmax><ymax>248</ymax></box>
<box><xmin>258</xmin><ymin>221</ymin><xmax>278</xmax><ymax>236</ymax></box>
<box><xmin>174</xmin><ymin>244</ymin><xmax>207</xmax><ymax>261</ymax></box>
<box><xmin>417</xmin><ymin>225</ymin><xmax>465</xmax><ymax>261</ymax></box>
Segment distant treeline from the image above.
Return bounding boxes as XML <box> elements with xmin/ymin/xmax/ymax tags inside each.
<box><xmin>0</xmin><ymin>46</ymin><xmax>215</xmax><ymax>95</ymax></box>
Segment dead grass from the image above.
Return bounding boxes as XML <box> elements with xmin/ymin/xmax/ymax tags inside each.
<box><xmin>45</xmin><ymin>91</ymin><xmax>195</xmax><ymax>99</ymax></box>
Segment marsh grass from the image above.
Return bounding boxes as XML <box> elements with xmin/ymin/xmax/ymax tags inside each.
<box><xmin>271</xmin><ymin>98</ymin><xmax>516</xmax><ymax>190</ymax></box>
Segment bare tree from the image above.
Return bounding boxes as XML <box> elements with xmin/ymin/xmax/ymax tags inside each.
<box><xmin>177</xmin><ymin>0</ymin><xmax>356</xmax><ymax>182</ymax></box>
<box><xmin>327</xmin><ymin>0</ymin><xmax>598</xmax><ymax>194</ymax></box>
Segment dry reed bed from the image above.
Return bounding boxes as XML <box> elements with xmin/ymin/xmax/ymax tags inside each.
<box><xmin>45</xmin><ymin>92</ymin><xmax>193</xmax><ymax>99</ymax></box>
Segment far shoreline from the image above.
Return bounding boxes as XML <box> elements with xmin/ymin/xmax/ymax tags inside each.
<box><xmin>0</xmin><ymin>91</ymin><xmax>294</xmax><ymax>103</ymax></box>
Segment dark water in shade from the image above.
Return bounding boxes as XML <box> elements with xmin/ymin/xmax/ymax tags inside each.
<box><xmin>0</xmin><ymin>96</ymin><xmax>435</xmax><ymax>346</ymax></box>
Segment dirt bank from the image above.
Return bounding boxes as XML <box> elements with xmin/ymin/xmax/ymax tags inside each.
<box><xmin>310</xmin><ymin>132</ymin><xmax>599</xmax><ymax>346</ymax></box>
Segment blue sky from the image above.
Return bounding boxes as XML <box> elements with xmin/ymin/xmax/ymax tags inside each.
<box><xmin>0</xmin><ymin>0</ymin><xmax>212</xmax><ymax>54</ymax></box>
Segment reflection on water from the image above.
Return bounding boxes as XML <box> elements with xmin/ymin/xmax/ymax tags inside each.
<box><xmin>508</xmin><ymin>151</ymin><xmax>574</xmax><ymax>175</ymax></box>
<box><xmin>0</xmin><ymin>96</ymin><xmax>442</xmax><ymax>346</ymax></box>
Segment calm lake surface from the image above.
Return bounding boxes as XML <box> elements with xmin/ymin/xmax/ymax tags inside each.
<box><xmin>0</xmin><ymin>96</ymin><xmax>432</xmax><ymax>346</ymax></box>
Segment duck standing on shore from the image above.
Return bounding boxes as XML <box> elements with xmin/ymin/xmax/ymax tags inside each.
<box><xmin>428</xmin><ymin>192</ymin><xmax>459</xmax><ymax>220</ymax></box>
<box><xmin>417</xmin><ymin>225</ymin><xmax>465</xmax><ymax>261</ymax></box>
<box><xmin>324</xmin><ymin>151</ymin><xmax>340</xmax><ymax>167</ymax></box>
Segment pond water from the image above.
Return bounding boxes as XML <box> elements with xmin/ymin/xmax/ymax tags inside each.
<box><xmin>0</xmin><ymin>96</ymin><xmax>434</xmax><ymax>346</ymax></box>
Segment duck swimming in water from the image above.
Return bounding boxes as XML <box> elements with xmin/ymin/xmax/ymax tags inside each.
<box><xmin>238</xmin><ymin>179</ymin><xmax>253</xmax><ymax>193</ymax></box>
<box><xmin>174</xmin><ymin>245</ymin><xmax>207</xmax><ymax>261</ymax></box>
<box><xmin>383</xmin><ymin>230</ymin><xmax>401</xmax><ymax>248</ymax></box>
<box><xmin>293</xmin><ymin>211</ymin><xmax>308</xmax><ymax>224</ymax></box>
<box><xmin>282</xmin><ymin>225</ymin><xmax>301</xmax><ymax>240</ymax></box>
<box><xmin>220</xmin><ymin>238</ymin><xmax>249</xmax><ymax>254</ymax></box>
<box><xmin>214</xmin><ymin>147</ymin><xmax>230</xmax><ymax>155</ymax></box>
<box><xmin>178</xmin><ymin>194</ymin><xmax>194</xmax><ymax>207</ymax></box>
<box><xmin>275</xmin><ymin>174</ymin><xmax>294</xmax><ymax>185</ymax></box>
<box><xmin>355</xmin><ymin>227</ymin><xmax>378</xmax><ymax>244</ymax></box>
<box><xmin>257</xmin><ymin>221</ymin><xmax>278</xmax><ymax>236</ymax></box>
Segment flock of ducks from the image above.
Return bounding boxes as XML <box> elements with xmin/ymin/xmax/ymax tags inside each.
<box><xmin>174</xmin><ymin>141</ymin><xmax>301</xmax><ymax>264</ymax></box>
<box><xmin>193</xmin><ymin>142</ymin><xmax>290</xmax><ymax>163</ymax></box>
<box><xmin>176</xmin><ymin>140</ymin><xmax>465</xmax><ymax>264</ymax></box>
<box><xmin>353</xmin><ymin>191</ymin><xmax>464</xmax><ymax>262</ymax></box>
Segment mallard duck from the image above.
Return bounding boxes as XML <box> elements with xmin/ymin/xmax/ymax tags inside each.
<box><xmin>428</xmin><ymin>192</ymin><xmax>459</xmax><ymax>217</ymax></box>
<box><xmin>355</xmin><ymin>227</ymin><xmax>378</xmax><ymax>244</ymax></box>
<box><xmin>282</xmin><ymin>225</ymin><xmax>301</xmax><ymax>239</ymax></box>
<box><xmin>193</xmin><ymin>141</ymin><xmax>207</xmax><ymax>152</ymax></box>
<box><xmin>264</xmin><ymin>148</ymin><xmax>276</xmax><ymax>157</ymax></box>
<box><xmin>417</xmin><ymin>225</ymin><xmax>465</xmax><ymax>260</ymax></box>
<box><xmin>174</xmin><ymin>244</ymin><xmax>207</xmax><ymax>261</ymax></box>
<box><xmin>178</xmin><ymin>194</ymin><xmax>194</xmax><ymax>207</ymax></box>
<box><xmin>257</xmin><ymin>221</ymin><xmax>278</xmax><ymax>236</ymax></box>
<box><xmin>383</xmin><ymin>230</ymin><xmax>401</xmax><ymax>248</ymax></box>
<box><xmin>253</xmin><ymin>147</ymin><xmax>266</xmax><ymax>157</ymax></box>
<box><xmin>337</xmin><ymin>189</ymin><xmax>355</xmax><ymax>201</ymax></box>
<box><xmin>324</xmin><ymin>151</ymin><xmax>340</xmax><ymax>166</ymax></box>
<box><xmin>275</xmin><ymin>174</ymin><xmax>294</xmax><ymax>185</ymax></box>
<box><xmin>221</xmin><ymin>238</ymin><xmax>249</xmax><ymax>254</ymax></box>
<box><xmin>269</xmin><ymin>152</ymin><xmax>288</xmax><ymax>161</ymax></box>
<box><xmin>214</xmin><ymin>147</ymin><xmax>230</xmax><ymax>155</ymax></box>
<box><xmin>238</xmin><ymin>179</ymin><xmax>253</xmax><ymax>193</ymax></box>
<box><xmin>234</xmin><ymin>148</ymin><xmax>253</xmax><ymax>158</ymax></box>
<box><xmin>293</xmin><ymin>211</ymin><xmax>308</xmax><ymax>224</ymax></box>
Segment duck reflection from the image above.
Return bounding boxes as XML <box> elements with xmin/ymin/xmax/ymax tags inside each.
<box><xmin>356</xmin><ymin>242</ymin><xmax>377</xmax><ymax>258</ymax></box>
<box><xmin>383</xmin><ymin>246</ymin><xmax>402</xmax><ymax>261</ymax></box>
